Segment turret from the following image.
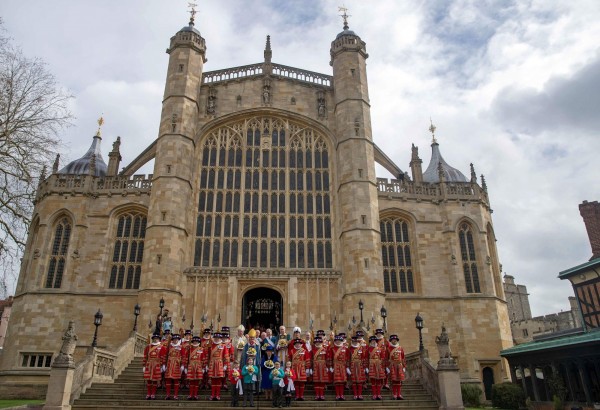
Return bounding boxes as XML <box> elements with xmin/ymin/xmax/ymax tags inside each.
<box><xmin>330</xmin><ymin>9</ymin><xmax>384</xmax><ymax>318</ymax></box>
<box><xmin>410</xmin><ymin>144</ymin><xmax>423</xmax><ymax>183</ymax></box>
<box><xmin>106</xmin><ymin>137</ymin><xmax>121</xmax><ymax>176</ymax></box>
<box><xmin>140</xmin><ymin>8</ymin><xmax>206</xmax><ymax>316</ymax></box>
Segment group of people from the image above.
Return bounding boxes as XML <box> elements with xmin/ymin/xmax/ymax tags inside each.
<box><xmin>143</xmin><ymin>324</ymin><xmax>406</xmax><ymax>407</ymax></box>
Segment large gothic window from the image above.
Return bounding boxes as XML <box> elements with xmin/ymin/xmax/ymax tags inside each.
<box><xmin>45</xmin><ymin>217</ymin><xmax>71</xmax><ymax>288</ymax></box>
<box><xmin>195</xmin><ymin>117</ymin><xmax>333</xmax><ymax>269</ymax></box>
<box><xmin>109</xmin><ymin>212</ymin><xmax>146</xmax><ymax>289</ymax></box>
<box><xmin>459</xmin><ymin>222</ymin><xmax>481</xmax><ymax>293</ymax></box>
<box><xmin>380</xmin><ymin>217</ymin><xmax>414</xmax><ymax>293</ymax></box>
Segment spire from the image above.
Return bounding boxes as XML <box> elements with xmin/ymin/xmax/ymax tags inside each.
<box><xmin>52</xmin><ymin>154</ymin><xmax>60</xmax><ymax>174</ymax></box>
<box><xmin>470</xmin><ymin>163</ymin><xmax>477</xmax><ymax>183</ymax></box>
<box><xmin>264</xmin><ymin>35</ymin><xmax>272</xmax><ymax>64</ymax></box>
<box><xmin>338</xmin><ymin>6</ymin><xmax>350</xmax><ymax>30</ymax></box>
<box><xmin>429</xmin><ymin>118</ymin><xmax>437</xmax><ymax>144</ymax></box>
<box><xmin>410</xmin><ymin>143</ymin><xmax>423</xmax><ymax>183</ymax></box>
<box><xmin>95</xmin><ymin>116</ymin><xmax>104</xmax><ymax>138</ymax></box>
<box><xmin>39</xmin><ymin>165</ymin><xmax>47</xmax><ymax>185</ymax></box>
<box><xmin>422</xmin><ymin>122</ymin><xmax>468</xmax><ymax>183</ymax></box>
<box><xmin>58</xmin><ymin>119</ymin><xmax>108</xmax><ymax>176</ymax></box>
<box><xmin>480</xmin><ymin>174</ymin><xmax>487</xmax><ymax>192</ymax></box>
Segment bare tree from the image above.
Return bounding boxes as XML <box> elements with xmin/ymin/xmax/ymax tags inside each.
<box><xmin>0</xmin><ymin>20</ymin><xmax>74</xmax><ymax>297</ymax></box>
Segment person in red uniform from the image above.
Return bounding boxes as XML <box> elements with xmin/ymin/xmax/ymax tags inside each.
<box><xmin>208</xmin><ymin>332</ymin><xmax>230</xmax><ymax>400</ymax></box>
<box><xmin>159</xmin><ymin>329</ymin><xmax>171</xmax><ymax>388</ymax></box>
<box><xmin>220</xmin><ymin>327</ymin><xmax>233</xmax><ymax>391</ymax></box>
<box><xmin>186</xmin><ymin>335</ymin><xmax>206</xmax><ymax>400</ymax></box>
<box><xmin>143</xmin><ymin>333</ymin><xmax>166</xmax><ymax>400</ymax></box>
<box><xmin>180</xmin><ymin>330</ymin><xmax>192</xmax><ymax>390</ymax></box>
<box><xmin>368</xmin><ymin>335</ymin><xmax>386</xmax><ymax>400</ymax></box>
<box><xmin>331</xmin><ymin>334</ymin><xmax>349</xmax><ymax>400</ymax></box>
<box><xmin>348</xmin><ymin>335</ymin><xmax>368</xmax><ymax>400</ymax></box>
<box><xmin>375</xmin><ymin>328</ymin><xmax>390</xmax><ymax>389</ymax></box>
<box><xmin>288</xmin><ymin>337</ymin><xmax>309</xmax><ymax>400</ymax></box>
<box><xmin>387</xmin><ymin>334</ymin><xmax>406</xmax><ymax>400</ymax></box>
<box><xmin>311</xmin><ymin>336</ymin><xmax>329</xmax><ymax>400</ymax></box>
<box><xmin>200</xmin><ymin>328</ymin><xmax>212</xmax><ymax>390</ymax></box>
<box><xmin>164</xmin><ymin>333</ymin><xmax>187</xmax><ymax>400</ymax></box>
<box><xmin>228</xmin><ymin>360</ymin><xmax>243</xmax><ymax>407</ymax></box>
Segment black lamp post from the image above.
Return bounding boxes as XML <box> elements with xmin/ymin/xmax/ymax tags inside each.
<box><xmin>358</xmin><ymin>299</ymin><xmax>364</xmax><ymax>325</ymax></box>
<box><xmin>415</xmin><ymin>312</ymin><xmax>424</xmax><ymax>351</ymax></box>
<box><xmin>380</xmin><ymin>305</ymin><xmax>387</xmax><ymax>333</ymax></box>
<box><xmin>159</xmin><ymin>297</ymin><xmax>165</xmax><ymax>317</ymax></box>
<box><xmin>133</xmin><ymin>304</ymin><xmax>140</xmax><ymax>332</ymax></box>
<box><xmin>92</xmin><ymin>309</ymin><xmax>103</xmax><ymax>347</ymax></box>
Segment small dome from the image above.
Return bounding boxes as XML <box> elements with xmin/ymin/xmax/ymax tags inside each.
<box><xmin>336</xmin><ymin>29</ymin><xmax>357</xmax><ymax>39</ymax></box>
<box><xmin>179</xmin><ymin>22</ymin><xmax>201</xmax><ymax>36</ymax></box>
<box><xmin>422</xmin><ymin>141</ymin><xmax>468</xmax><ymax>183</ymax></box>
<box><xmin>59</xmin><ymin>135</ymin><xmax>107</xmax><ymax>177</ymax></box>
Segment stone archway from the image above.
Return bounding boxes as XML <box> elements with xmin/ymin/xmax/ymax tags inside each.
<box><xmin>483</xmin><ymin>366</ymin><xmax>495</xmax><ymax>400</ymax></box>
<box><xmin>241</xmin><ymin>287</ymin><xmax>282</xmax><ymax>333</ymax></box>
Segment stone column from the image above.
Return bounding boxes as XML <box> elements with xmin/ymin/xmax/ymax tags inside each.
<box><xmin>43</xmin><ymin>322</ymin><xmax>77</xmax><ymax>410</ymax></box>
<box><xmin>437</xmin><ymin>358</ymin><xmax>464</xmax><ymax>410</ymax></box>
<box><xmin>576</xmin><ymin>359</ymin><xmax>592</xmax><ymax>405</ymax></box>
<box><xmin>529</xmin><ymin>363</ymin><xmax>540</xmax><ymax>401</ymax></box>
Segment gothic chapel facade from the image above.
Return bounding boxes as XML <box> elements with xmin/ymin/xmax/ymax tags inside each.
<box><xmin>0</xmin><ymin>15</ymin><xmax>512</xmax><ymax>390</ymax></box>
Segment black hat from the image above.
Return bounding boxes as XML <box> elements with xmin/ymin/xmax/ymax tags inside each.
<box><xmin>293</xmin><ymin>338</ymin><xmax>303</xmax><ymax>345</ymax></box>
<box><xmin>316</xmin><ymin>330</ymin><xmax>325</xmax><ymax>336</ymax></box>
<box><xmin>221</xmin><ymin>326</ymin><xmax>230</xmax><ymax>332</ymax></box>
<box><xmin>164</xmin><ymin>329</ymin><xmax>171</xmax><ymax>334</ymax></box>
<box><xmin>356</xmin><ymin>330</ymin><xmax>364</xmax><ymax>337</ymax></box>
<box><xmin>171</xmin><ymin>334</ymin><xmax>181</xmax><ymax>340</ymax></box>
<box><xmin>314</xmin><ymin>337</ymin><xmax>323</xmax><ymax>343</ymax></box>
<box><xmin>351</xmin><ymin>336</ymin><xmax>358</xmax><ymax>341</ymax></box>
<box><xmin>375</xmin><ymin>328</ymin><xmax>384</xmax><ymax>335</ymax></box>
<box><xmin>184</xmin><ymin>329</ymin><xmax>192</xmax><ymax>335</ymax></box>
<box><xmin>369</xmin><ymin>336</ymin><xmax>377</xmax><ymax>342</ymax></box>
<box><xmin>212</xmin><ymin>332</ymin><xmax>222</xmax><ymax>339</ymax></box>
<box><xmin>152</xmin><ymin>333</ymin><xmax>161</xmax><ymax>339</ymax></box>
<box><xmin>192</xmin><ymin>336</ymin><xmax>201</xmax><ymax>343</ymax></box>
<box><xmin>203</xmin><ymin>328</ymin><xmax>211</xmax><ymax>335</ymax></box>
<box><xmin>390</xmin><ymin>334</ymin><xmax>399</xmax><ymax>341</ymax></box>
<box><xmin>334</xmin><ymin>335</ymin><xmax>344</xmax><ymax>342</ymax></box>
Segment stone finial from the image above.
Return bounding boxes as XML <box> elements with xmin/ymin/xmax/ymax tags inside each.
<box><xmin>264</xmin><ymin>35</ymin><xmax>272</xmax><ymax>64</ymax></box>
<box><xmin>39</xmin><ymin>165</ymin><xmax>47</xmax><ymax>184</ymax></box>
<box><xmin>437</xmin><ymin>161</ymin><xmax>445</xmax><ymax>183</ymax></box>
<box><xmin>435</xmin><ymin>324</ymin><xmax>454</xmax><ymax>364</ymax></box>
<box><xmin>52</xmin><ymin>154</ymin><xmax>60</xmax><ymax>174</ymax></box>
<box><xmin>470</xmin><ymin>163</ymin><xmax>477</xmax><ymax>183</ymax></box>
<box><xmin>111</xmin><ymin>136</ymin><xmax>121</xmax><ymax>154</ymax></box>
<box><xmin>480</xmin><ymin>174</ymin><xmax>487</xmax><ymax>192</ymax></box>
<box><xmin>411</xmin><ymin>143</ymin><xmax>420</xmax><ymax>161</ymax></box>
<box><xmin>53</xmin><ymin>321</ymin><xmax>78</xmax><ymax>367</ymax></box>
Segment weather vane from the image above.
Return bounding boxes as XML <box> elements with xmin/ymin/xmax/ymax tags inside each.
<box><xmin>95</xmin><ymin>115</ymin><xmax>105</xmax><ymax>137</ymax></box>
<box><xmin>338</xmin><ymin>5</ymin><xmax>350</xmax><ymax>30</ymax></box>
<box><xmin>429</xmin><ymin>117</ymin><xmax>437</xmax><ymax>143</ymax></box>
<box><xmin>188</xmin><ymin>2</ymin><xmax>198</xmax><ymax>25</ymax></box>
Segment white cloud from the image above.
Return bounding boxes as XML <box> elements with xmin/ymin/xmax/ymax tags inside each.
<box><xmin>2</xmin><ymin>0</ymin><xmax>598</xmax><ymax>316</ymax></box>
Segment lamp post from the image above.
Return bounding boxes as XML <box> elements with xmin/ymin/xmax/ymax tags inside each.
<box><xmin>133</xmin><ymin>304</ymin><xmax>140</xmax><ymax>332</ymax></box>
<box><xmin>358</xmin><ymin>299</ymin><xmax>364</xmax><ymax>325</ymax></box>
<box><xmin>155</xmin><ymin>298</ymin><xmax>165</xmax><ymax>334</ymax></box>
<box><xmin>91</xmin><ymin>309</ymin><xmax>103</xmax><ymax>347</ymax></box>
<box><xmin>415</xmin><ymin>312</ymin><xmax>424</xmax><ymax>351</ymax></box>
<box><xmin>380</xmin><ymin>305</ymin><xmax>387</xmax><ymax>333</ymax></box>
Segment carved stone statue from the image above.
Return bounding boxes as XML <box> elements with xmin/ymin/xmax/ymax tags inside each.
<box><xmin>53</xmin><ymin>321</ymin><xmax>78</xmax><ymax>367</ymax></box>
<box><xmin>435</xmin><ymin>324</ymin><xmax>452</xmax><ymax>360</ymax></box>
<box><xmin>207</xmin><ymin>96</ymin><xmax>216</xmax><ymax>114</ymax></box>
<box><xmin>262</xmin><ymin>86</ymin><xmax>270</xmax><ymax>105</ymax></box>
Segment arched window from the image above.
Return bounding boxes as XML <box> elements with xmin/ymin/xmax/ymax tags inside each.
<box><xmin>459</xmin><ymin>222</ymin><xmax>481</xmax><ymax>293</ymax></box>
<box><xmin>194</xmin><ymin>117</ymin><xmax>333</xmax><ymax>269</ymax></box>
<box><xmin>45</xmin><ymin>217</ymin><xmax>71</xmax><ymax>288</ymax></box>
<box><xmin>380</xmin><ymin>217</ymin><xmax>414</xmax><ymax>293</ymax></box>
<box><xmin>109</xmin><ymin>212</ymin><xmax>146</xmax><ymax>289</ymax></box>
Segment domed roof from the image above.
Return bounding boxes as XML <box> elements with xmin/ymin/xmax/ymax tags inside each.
<box><xmin>179</xmin><ymin>22</ymin><xmax>201</xmax><ymax>36</ymax></box>
<box><xmin>58</xmin><ymin>135</ymin><xmax>107</xmax><ymax>177</ymax></box>
<box><xmin>422</xmin><ymin>141</ymin><xmax>468</xmax><ymax>183</ymax></box>
<box><xmin>336</xmin><ymin>29</ymin><xmax>358</xmax><ymax>39</ymax></box>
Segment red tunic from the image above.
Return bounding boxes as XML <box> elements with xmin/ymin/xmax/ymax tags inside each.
<box><xmin>187</xmin><ymin>345</ymin><xmax>206</xmax><ymax>380</ymax></box>
<box><xmin>143</xmin><ymin>343</ymin><xmax>166</xmax><ymax>381</ymax></box>
<box><xmin>368</xmin><ymin>345</ymin><xmax>386</xmax><ymax>380</ymax></box>
<box><xmin>223</xmin><ymin>342</ymin><xmax>234</xmax><ymax>369</ymax></box>
<box><xmin>208</xmin><ymin>343</ymin><xmax>229</xmax><ymax>379</ymax></box>
<box><xmin>288</xmin><ymin>345</ymin><xmax>309</xmax><ymax>382</ymax></box>
<box><xmin>348</xmin><ymin>344</ymin><xmax>368</xmax><ymax>384</ymax></box>
<box><xmin>165</xmin><ymin>342</ymin><xmax>187</xmax><ymax>379</ymax></box>
<box><xmin>331</xmin><ymin>344</ymin><xmax>349</xmax><ymax>384</ymax></box>
<box><xmin>376</xmin><ymin>338</ymin><xmax>390</xmax><ymax>367</ymax></box>
<box><xmin>311</xmin><ymin>345</ymin><xmax>329</xmax><ymax>383</ymax></box>
<box><xmin>388</xmin><ymin>344</ymin><xmax>406</xmax><ymax>383</ymax></box>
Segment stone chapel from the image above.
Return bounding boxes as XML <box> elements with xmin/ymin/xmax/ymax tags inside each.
<box><xmin>0</xmin><ymin>12</ymin><xmax>513</xmax><ymax>393</ymax></box>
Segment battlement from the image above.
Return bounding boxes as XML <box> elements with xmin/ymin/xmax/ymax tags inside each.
<box><xmin>35</xmin><ymin>173</ymin><xmax>153</xmax><ymax>202</ymax></box>
<box><xmin>376</xmin><ymin>177</ymin><xmax>489</xmax><ymax>205</ymax></box>
<box><xmin>203</xmin><ymin>62</ymin><xmax>333</xmax><ymax>88</ymax></box>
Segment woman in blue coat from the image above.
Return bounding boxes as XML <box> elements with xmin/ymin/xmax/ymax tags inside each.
<box><xmin>260</xmin><ymin>345</ymin><xmax>278</xmax><ymax>401</ymax></box>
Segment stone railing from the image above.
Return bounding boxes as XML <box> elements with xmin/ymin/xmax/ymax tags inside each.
<box><xmin>203</xmin><ymin>62</ymin><xmax>333</xmax><ymax>88</ymax></box>
<box><xmin>35</xmin><ymin>173</ymin><xmax>152</xmax><ymax>202</ymax></box>
<box><xmin>68</xmin><ymin>332</ymin><xmax>146</xmax><ymax>403</ymax></box>
<box><xmin>377</xmin><ymin>177</ymin><xmax>489</xmax><ymax>205</ymax></box>
<box><xmin>405</xmin><ymin>349</ymin><xmax>440</xmax><ymax>402</ymax></box>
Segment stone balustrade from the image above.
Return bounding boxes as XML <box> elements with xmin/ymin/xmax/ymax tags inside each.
<box><xmin>203</xmin><ymin>62</ymin><xmax>333</xmax><ymax>88</ymax></box>
<box><xmin>376</xmin><ymin>177</ymin><xmax>489</xmax><ymax>205</ymax></box>
<box><xmin>35</xmin><ymin>174</ymin><xmax>152</xmax><ymax>202</ymax></box>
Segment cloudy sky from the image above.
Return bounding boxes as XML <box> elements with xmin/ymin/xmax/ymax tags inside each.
<box><xmin>2</xmin><ymin>0</ymin><xmax>599</xmax><ymax>316</ymax></box>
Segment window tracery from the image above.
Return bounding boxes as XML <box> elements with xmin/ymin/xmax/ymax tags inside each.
<box><xmin>45</xmin><ymin>217</ymin><xmax>71</xmax><ymax>288</ymax></box>
<box><xmin>380</xmin><ymin>217</ymin><xmax>414</xmax><ymax>293</ymax></box>
<box><xmin>195</xmin><ymin>117</ymin><xmax>333</xmax><ymax>269</ymax></box>
<box><xmin>458</xmin><ymin>222</ymin><xmax>481</xmax><ymax>293</ymax></box>
<box><xmin>109</xmin><ymin>212</ymin><xmax>146</xmax><ymax>289</ymax></box>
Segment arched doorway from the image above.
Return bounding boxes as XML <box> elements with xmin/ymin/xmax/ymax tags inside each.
<box><xmin>241</xmin><ymin>287</ymin><xmax>282</xmax><ymax>333</ymax></box>
<box><xmin>483</xmin><ymin>367</ymin><xmax>495</xmax><ymax>400</ymax></box>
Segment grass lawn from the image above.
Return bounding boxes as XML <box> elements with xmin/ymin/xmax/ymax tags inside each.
<box><xmin>0</xmin><ymin>400</ymin><xmax>44</xmax><ymax>409</ymax></box>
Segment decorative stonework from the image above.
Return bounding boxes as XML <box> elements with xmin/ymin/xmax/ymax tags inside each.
<box><xmin>207</xmin><ymin>87</ymin><xmax>217</xmax><ymax>115</ymax></box>
<box><xmin>317</xmin><ymin>91</ymin><xmax>327</xmax><ymax>119</ymax></box>
<box><xmin>53</xmin><ymin>321</ymin><xmax>78</xmax><ymax>368</ymax></box>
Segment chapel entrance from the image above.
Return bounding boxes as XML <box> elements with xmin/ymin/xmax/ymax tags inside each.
<box><xmin>241</xmin><ymin>287</ymin><xmax>282</xmax><ymax>334</ymax></box>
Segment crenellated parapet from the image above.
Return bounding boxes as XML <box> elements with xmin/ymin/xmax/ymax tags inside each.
<box><xmin>377</xmin><ymin>177</ymin><xmax>490</xmax><ymax>206</ymax></box>
<box><xmin>34</xmin><ymin>173</ymin><xmax>152</xmax><ymax>203</ymax></box>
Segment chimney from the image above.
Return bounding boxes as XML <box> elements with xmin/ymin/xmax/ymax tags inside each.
<box><xmin>579</xmin><ymin>200</ymin><xmax>600</xmax><ymax>260</ymax></box>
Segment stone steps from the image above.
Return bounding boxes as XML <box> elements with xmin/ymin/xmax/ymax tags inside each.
<box><xmin>72</xmin><ymin>357</ymin><xmax>438</xmax><ymax>410</ymax></box>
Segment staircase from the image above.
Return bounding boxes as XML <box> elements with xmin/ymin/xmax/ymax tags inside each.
<box><xmin>72</xmin><ymin>357</ymin><xmax>439</xmax><ymax>409</ymax></box>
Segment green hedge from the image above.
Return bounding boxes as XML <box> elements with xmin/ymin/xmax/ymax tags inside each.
<box><xmin>461</xmin><ymin>383</ymin><xmax>482</xmax><ymax>407</ymax></box>
<box><xmin>491</xmin><ymin>382</ymin><xmax>526</xmax><ymax>410</ymax></box>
